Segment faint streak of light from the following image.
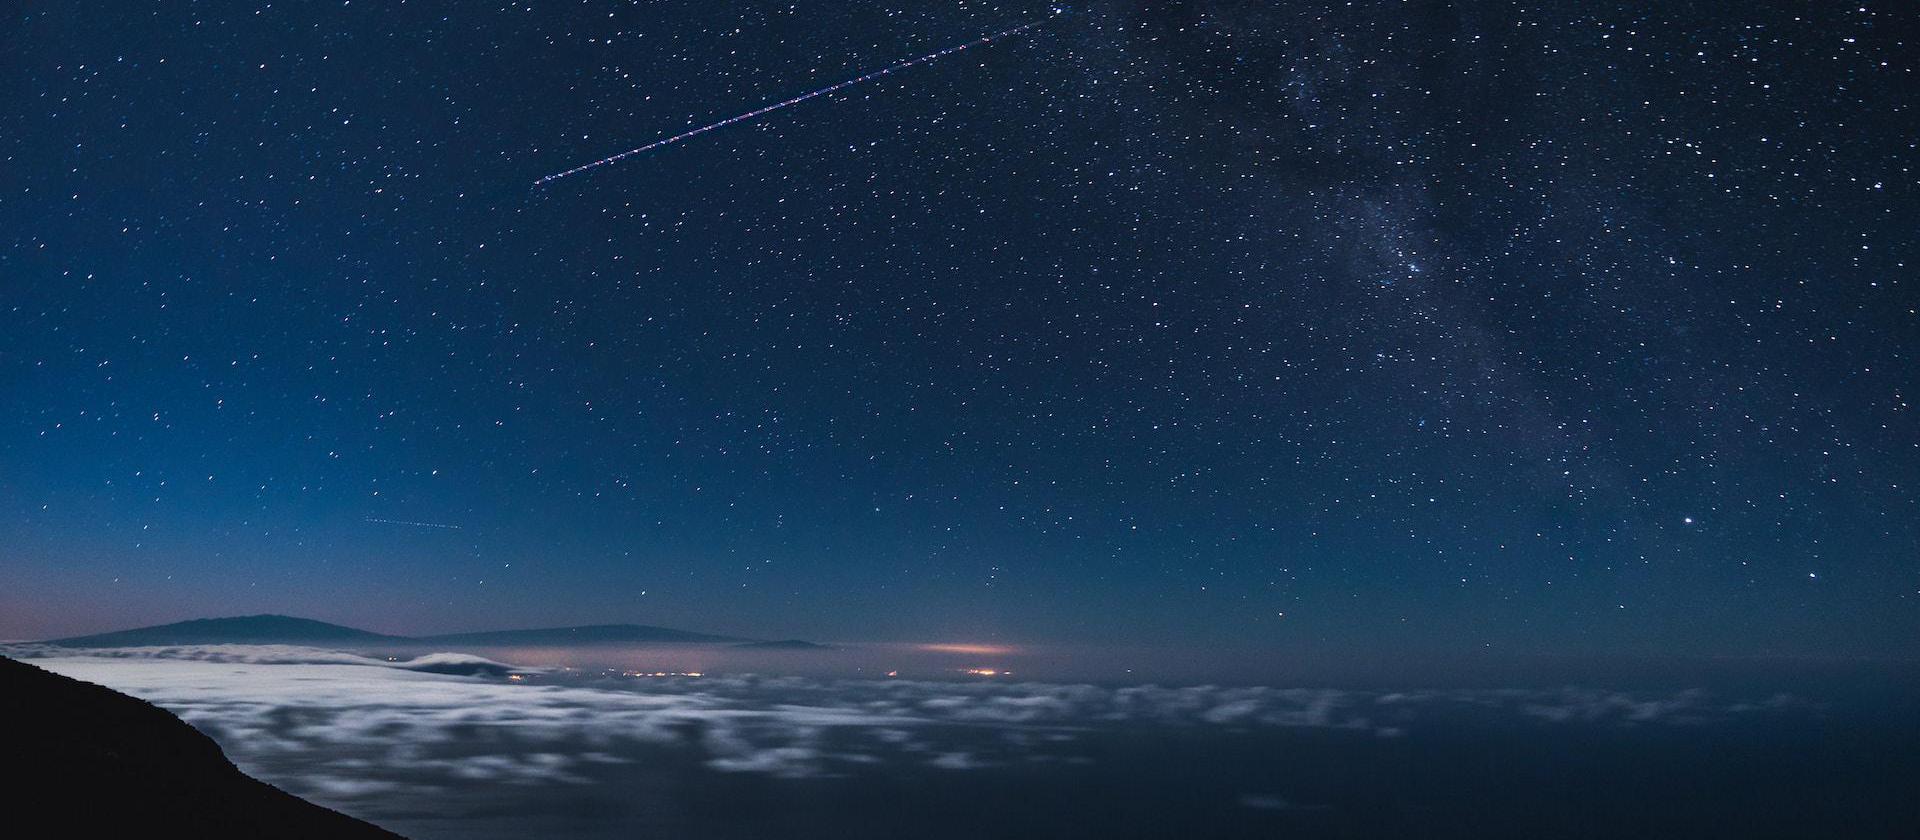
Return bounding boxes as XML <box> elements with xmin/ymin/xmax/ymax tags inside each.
<box><xmin>534</xmin><ymin>9</ymin><xmax>1063</xmax><ymax>186</ymax></box>
<box><xmin>364</xmin><ymin>517</ymin><xmax>463</xmax><ymax>530</ymax></box>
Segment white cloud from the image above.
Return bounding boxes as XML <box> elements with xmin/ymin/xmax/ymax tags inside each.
<box><xmin>4</xmin><ymin>642</ymin><xmax>1809</xmax><ymax>806</ymax></box>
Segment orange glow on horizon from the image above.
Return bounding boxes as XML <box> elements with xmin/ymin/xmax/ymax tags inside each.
<box><xmin>918</xmin><ymin>643</ymin><xmax>1017</xmax><ymax>656</ymax></box>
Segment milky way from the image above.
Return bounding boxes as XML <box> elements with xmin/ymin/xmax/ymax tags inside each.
<box><xmin>0</xmin><ymin>1</ymin><xmax>1913</xmax><ymax>663</ymax></box>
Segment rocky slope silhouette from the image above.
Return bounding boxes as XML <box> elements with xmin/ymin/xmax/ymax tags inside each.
<box><xmin>0</xmin><ymin>655</ymin><xmax>403</xmax><ymax>838</ymax></box>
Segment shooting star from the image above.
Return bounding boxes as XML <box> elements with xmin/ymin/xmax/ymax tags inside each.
<box><xmin>364</xmin><ymin>517</ymin><xmax>463</xmax><ymax>531</ymax></box>
<box><xmin>534</xmin><ymin>9</ymin><xmax>1062</xmax><ymax>187</ymax></box>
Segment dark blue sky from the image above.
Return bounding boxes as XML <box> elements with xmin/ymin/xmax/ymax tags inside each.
<box><xmin>2</xmin><ymin>1</ymin><xmax>1914</xmax><ymax>657</ymax></box>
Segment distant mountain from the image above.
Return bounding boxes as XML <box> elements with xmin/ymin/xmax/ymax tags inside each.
<box><xmin>417</xmin><ymin>624</ymin><xmax>748</xmax><ymax>646</ymax></box>
<box><xmin>42</xmin><ymin>615</ymin><xmax>807</xmax><ymax>650</ymax></box>
<box><xmin>734</xmin><ymin>639</ymin><xmax>835</xmax><ymax>650</ymax></box>
<box><xmin>46</xmin><ymin>614</ymin><xmax>406</xmax><ymax>648</ymax></box>
<box><xmin>0</xmin><ymin>655</ymin><xmax>403</xmax><ymax>838</ymax></box>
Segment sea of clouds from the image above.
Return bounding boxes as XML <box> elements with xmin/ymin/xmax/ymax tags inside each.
<box><xmin>5</xmin><ymin>642</ymin><xmax>1809</xmax><ymax>796</ymax></box>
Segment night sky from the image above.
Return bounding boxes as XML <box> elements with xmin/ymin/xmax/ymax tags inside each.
<box><xmin>2</xmin><ymin>1</ymin><xmax>1914</xmax><ymax>660</ymax></box>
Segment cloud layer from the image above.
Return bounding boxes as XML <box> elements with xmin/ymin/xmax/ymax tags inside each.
<box><xmin>10</xmin><ymin>645</ymin><xmax>1898</xmax><ymax>840</ymax></box>
<box><xmin>10</xmin><ymin>643</ymin><xmax>1807</xmax><ymax>789</ymax></box>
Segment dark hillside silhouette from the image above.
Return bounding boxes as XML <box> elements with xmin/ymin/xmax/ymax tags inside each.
<box><xmin>0</xmin><ymin>655</ymin><xmax>402</xmax><ymax>838</ymax></box>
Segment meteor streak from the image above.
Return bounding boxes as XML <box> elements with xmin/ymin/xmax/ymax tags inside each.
<box><xmin>535</xmin><ymin>10</ymin><xmax>1061</xmax><ymax>187</ymax></box>
<box><xmin>364</xmin><ymin>517</ymin><xmax>463</xmax><ymax>530</ymax></box>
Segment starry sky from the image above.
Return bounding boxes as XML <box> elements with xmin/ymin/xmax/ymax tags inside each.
<box><xmin>2</xmin><ymin>1</ymin><xmax>1914</xmax><ymax>659</ymax></box>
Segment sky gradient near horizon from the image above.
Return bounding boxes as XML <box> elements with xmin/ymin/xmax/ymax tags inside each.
<box><xmin>2</xmin><ymin>1</ymin><xmax>1915</xmax><ymax>658</ymax></box>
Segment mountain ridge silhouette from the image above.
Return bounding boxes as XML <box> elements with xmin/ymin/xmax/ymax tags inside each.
<box><xmin>45</xmin><ymin>613</ymin><xmax>792</xmax><ymax>648</ymax></box>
